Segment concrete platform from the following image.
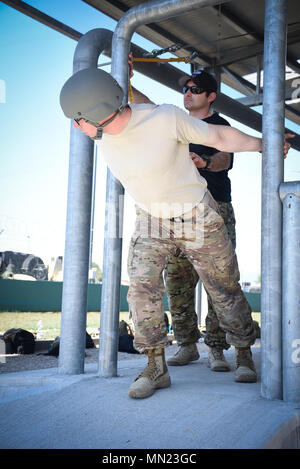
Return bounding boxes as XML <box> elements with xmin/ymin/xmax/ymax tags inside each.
<box><xmin>0</xmin><ymin>343</ymin><xmax>299</xmax><ymax>450</ymax></box>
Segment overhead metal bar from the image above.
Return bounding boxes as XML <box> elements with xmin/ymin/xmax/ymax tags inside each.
<box><xmin>1</xmin><ymin>0</ymin><xmax>82</xmax><ymax>41</ymax></box>
<box><xmin>222</xmin><ymin>65</ymin><xmax>256</xmax><ymax>95</ymax></box>
<box><xmin>217</xmin><ymin>42</ymin><xmax>265</xmax><ymax>68</ymax></box>
<box><xmin>84</xmin><ymin>0</ymin><xmax>213</xmax><ymax>67</ymax></box>
<box><xmin>87</xmin><ymin>0</ymin><xmax>300</xmax><ymax>76</ymax></box>
<box><xmin>212</xmin><ymin>3</ymin><xmax>263</xmax><ymax>42</ymax></box>
<box><xmin>216</xmin><ymin>29</ymin><xmax>300</xmax><ymax>68</ymax></box>
<box><xmin>212</xmin><ymin>2</ymin><xmax>300</xmax><ymax>75</ymax></box>
<box><xmin>224</xmin><ymin>69</ymin><xmax>300</xmax><ymax>128</ymax></box>
<box><xmin>285</xmin><ymin>103</ymin><xmax>300</xmax><ymax>120</ymax></box>
<box><xmin>87</xmin><ymin>0</ymin><xmax>300</xmax><ymax>112</ymax></box>
<box><xmin>4</xmin><ymin>0</ymin><xmax>300</xmax><ymax>130</ymax></box>
<box><xmin>237</xmin><ymin>86</ymin><xmax>299</xmax><ymax>107</ymax></box>
<box><xmin>128</xmin><ymin>22</ymin><xmax>213</xmax><ymax>66</ymax></box>
<box><xmin>222</xmin><ymin>66</ymin><xmax>300</xmax><ymax>120</ymax></box>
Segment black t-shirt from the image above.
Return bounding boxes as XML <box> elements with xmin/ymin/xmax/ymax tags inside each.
<box><xmin>189</xmin><ymin>113</ymin><xmax>233</xmax><ymax>202</ymax></box>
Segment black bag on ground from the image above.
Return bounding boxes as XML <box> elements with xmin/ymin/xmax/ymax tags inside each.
<box><xmin>46</xmin><ymin>336</ymin><xmax>60</xmax><ymax>356</ymax></box>
<box><xmin>3</xmin><ymin>328</ymin><xmax>35</xmax><ymax>354</ymax></box>
<box><xmin>164</xmin><ymin>312</ymin><xmax>170</xmax><ymax>332</ymax></box>
<box><xmin>85</xmin><ymin>331</ymin><xmax>95</xmax><ymax>349</ymax></box>
<box><xmin>119</xmin><ymin>319</ymin><xmax>131</xmax><ymax>336</ymax></box>
<box><xmin>118</xmin><ymin>334</ymin><xmax>140</xmax><ymax>354</ymax></box>
<box><xmin>45</xmin><ymin>331</ymin><xmax>95</xmax><ymax>357</ymax></box>
<box><xmin>118</xmin><ymin>320</ymin><xmax>139</xmax><ymax>354</ymax></box>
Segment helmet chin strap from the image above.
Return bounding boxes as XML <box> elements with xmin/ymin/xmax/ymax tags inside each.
<box><xmin>91</xmin><ymin>105</ymin><xmax>124</xmax><ymax>140</ymax></box>
<box><xmin>92</xmin><ymin>126</ymin><xmax>104</xmax><ymax>140</ymax></box>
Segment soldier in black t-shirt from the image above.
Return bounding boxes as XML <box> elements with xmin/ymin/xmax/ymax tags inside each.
<box><xmin>165</xmin><ymin>72</ymin><xmax>242</xmax><ymax>374</ymax></box>
<box><xmin>166</xmin><ymin>111</ymin><xmax>236</xmax><ymax>372</ymax></box>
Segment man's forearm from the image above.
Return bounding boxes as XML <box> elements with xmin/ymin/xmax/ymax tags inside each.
<box><xmin>206</xmin><ymin>152</ymin><xmax>231</xmax><ymax>171</ymax></box>
<box><xmin>190</xmin><ymin>151</ymin><xmax>231</xmax><ymax>171</ymax></box>
<box><xmin>206</xmin><ymin>124</ymin><xmax>262</xmax><ymax>153</ymax></box>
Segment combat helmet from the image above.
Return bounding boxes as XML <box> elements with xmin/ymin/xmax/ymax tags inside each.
<box><xmin>60</xmin><ymin>67</ymin><xmax>124</xmax><ymax>139</ymax></box>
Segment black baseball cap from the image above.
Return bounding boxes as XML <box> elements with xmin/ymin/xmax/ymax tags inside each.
<box><xmin>179</xmin><ymin>70</ymin><xmax>218</xmax><ymax>93</ymax></box>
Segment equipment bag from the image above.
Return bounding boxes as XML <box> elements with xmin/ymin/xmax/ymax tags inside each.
<box><xmin>3</xmin><ymin>328</ymin><xmax>35</xmax><ymax>354</ymax></box>
<box><xmin>118</xmin><ymin>334</ymin><xmax>140</xmax><ymax>354</ymax></box>
<box><xmin>45</xmin><ymin>331</ymin><xmax>95</xmax><ymax>357</ymax></box>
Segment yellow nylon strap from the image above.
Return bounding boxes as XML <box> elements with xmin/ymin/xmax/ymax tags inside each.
<box><xmin>128</xmin><ymin>80</ymin><xmax>134</xmax><ymax>103</ymax></box>
<box><xmin>133</xmin><ymin>57</ymin><xmax>192</xmax><ymax>63</ymax></box>
<box><xmin>128</xmin><ymin>55</ymin><xmax>191</xmax><ymax>102</ymax></box>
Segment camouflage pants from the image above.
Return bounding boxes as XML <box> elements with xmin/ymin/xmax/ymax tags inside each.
<box><xmin>165</xmin><ymin>201</ymin><xmax>236</xmax><ymax>349</ymax></box>
<box><xmin>127</xmin><ymin>191</ymin><xmax>255</xmax><ymax>353</ymax></box>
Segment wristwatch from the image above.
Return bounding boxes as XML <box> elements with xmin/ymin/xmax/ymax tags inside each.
<box><xmin>201</xmin><ymin>154</ymin><xmax>212</xmax><ymax>169</ymax></box>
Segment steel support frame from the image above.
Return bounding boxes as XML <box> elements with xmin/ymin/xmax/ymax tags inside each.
<box><xmin>57</xmin><ymin>0</ymin><xmax>297</xmax><ymax>396</ymax></box>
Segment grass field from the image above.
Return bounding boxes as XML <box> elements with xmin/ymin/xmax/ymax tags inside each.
<box><xmin>0</xmin><ymin>311</ymin><xmax>131</xmax><ymax>340</ymax></box>
<box><xmin>0</xmin><ymin>311</ymin><xmax>260</xmax><ymax>340</ymax></box>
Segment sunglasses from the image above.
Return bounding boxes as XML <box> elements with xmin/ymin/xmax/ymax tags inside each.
<box><xmin>183</xmin><ymin>85</ymin><xmax>207</xmax><ymax>95</ymax></box>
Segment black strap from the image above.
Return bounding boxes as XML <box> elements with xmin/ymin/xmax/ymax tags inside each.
<box><xmin>91</xmin><ymin>105</ymin><xmax>124</xmax><ymax>141</ymax></box>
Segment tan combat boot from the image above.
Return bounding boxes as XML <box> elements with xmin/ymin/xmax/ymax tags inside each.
<box><xmin>235</xmin><ymin>347</ymin><xmax>257</xmax><ymax>383</ymax></box>
<box><xmin>167</xmin><ymin>343</ymin><xmax>199</xmax><ymax>366</ymax></box>
<box><xmin>128</xmin><ymin>347</ymin><xmax>171</xmax><ymax>399</ymax></box>
<box><xmin>208</xmin><ymin>347</ymin><xmax>230</xmax><ymax>372</ymax></box>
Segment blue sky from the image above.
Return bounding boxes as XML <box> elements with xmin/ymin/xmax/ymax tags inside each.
<box><xmin>0</xmin><ymin>0</ymin><xmax>299</xmax><ymax>285</ymax></box>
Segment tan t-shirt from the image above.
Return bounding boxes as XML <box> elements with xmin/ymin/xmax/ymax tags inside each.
<box><xmin>98</xmin><ymin>103</ymin><xmax>209</xmax><ymax>218</ymax></box>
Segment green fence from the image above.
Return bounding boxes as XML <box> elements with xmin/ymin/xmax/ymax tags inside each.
<box><xmin>0</xmin><ymin>278</ymin><xmax>261</xmax><ymax>312</ymax></box>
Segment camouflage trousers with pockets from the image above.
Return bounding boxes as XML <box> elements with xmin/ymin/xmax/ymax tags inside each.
<box><xmin>165</xmin><ymin>201</ymin><xmax>237</xmax><ymax>349</ymax></box>
<box><xmin>127</xmin><ymin>191</ymin><xmax>255</xmax><ymax>353</ymax></box>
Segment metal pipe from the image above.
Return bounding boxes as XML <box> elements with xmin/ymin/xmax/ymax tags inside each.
<box><xmin>280</xmin><ymin>181</ymin><xmax>300</xmax><ymax>403</ymax></box>
<box><xmin>89</xmin><ymin>145</ymin><xmax>98</xmax><ymax>275</ymax></box>
<box><xmin>260</xmin><ymin>0</ymin><xmax>287</xmax><ymax>400</ymax></box>
<box><xmin>195</xmin><ymin>282</ymin><xmax>202</xmax><ymax>326</ymax></box>
<box><xmin>58</xmin><ymin>29</ymin><xmax>115</xmax><ymax>375</ymax></box>
<box><xmin>222</xmin><ymin>66</ymin><xmax>256</xmax><ymax>96</ymax></box>
<box><xmin>98</xmin><ymin>173</ymin><xmax>124</xmax><ymax>377</ymax></box>
<box><xmin>111</xmin><ymin>0</ymin><xmax>232</xmax><ymax>97</ymax></box>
